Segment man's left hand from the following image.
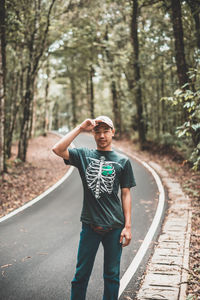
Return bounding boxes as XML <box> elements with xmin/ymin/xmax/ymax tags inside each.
<box><xmin>120</xmin><ymin>227</ymin><xmax>132</xmax><ymax>247</ymax></box>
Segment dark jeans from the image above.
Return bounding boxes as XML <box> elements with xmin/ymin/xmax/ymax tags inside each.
<box><xmin>70</xmin><ymin>223</ymin><xmax>123</xmax><ymax>300</ymax></box>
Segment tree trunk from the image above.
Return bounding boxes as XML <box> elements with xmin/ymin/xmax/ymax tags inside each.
<box><xmin>0</xmin><ymin>0</ymin><xmax>6</xmax><ymax>174</ymax></box>
<box><xmin>186</xmin><ymin>0</ymin><xmax>200</xmax><ymax>50</ymax></box>
<box><xmin>170</xmin><ymin>0</ymin><xmax>189</xmax><ymax>87</ymax></box>
<box><xmin>70</xmin><ymin>75</ymin><xmax>77</xmax><ymax>127</ymax></box>
<box><xmin>156</xmin><ymin>77</ymin><xmax>160</xmax><ymax>138</ymax></box>
<box><xmin>104</xmin><ymin>27</ymin><xmax>121</xmax><ymax>137</ymax></box>
<box><xmin>31</xmin><ymin>79</ymin><xmax>38</xmax><ymax>138</ymax></box>
<box><xmin>5</xmin><ymin>70</ymin><xmax>21</xmax><ymax>158</ymax></box>
<box><xmin>130</xmin><ymin>0</ymin><xmax>146</xmax><ymax>147</ymax></box>
<box><xmin>29</xmin><ymin>97</ymin><xmax>34</xmax><ymax>139</ymax></box>
<box><xmin>53</xmin><ymin>101</ymin><xmax>59</xmax><ymax>130</ymax></box>
<box><xmin>17</xmin><ymin>0</ymin><xmax>56</xmax><ymax>161</ymax></box>
<box><xmin>160</xmin><ymin>58</ymin><xmax>166</xmax><ymax>134</ymax></box>
<box><xmin>89</xmin><ymin>65</ymin><xmax>95</xmax><ymax>119</ymax></box>
<box><xmin>18</xmin><ymin>76</ymin><xmax>34</xmax><ymax>162</ymax></box>
<box><xmin>43</xmin><ymin>59</ymin><xmax>50</xmax><ymax>136</ymax></box>
<box><xmin>111</xmin><ymin>80</ymin><xmax>121</xmax><ymax>137</ymax></box>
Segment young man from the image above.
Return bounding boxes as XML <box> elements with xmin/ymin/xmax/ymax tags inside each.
<box><xmin>52</xmin><ymin>116</ymin><xmax>136</xmax><ymax>300</ymax></box>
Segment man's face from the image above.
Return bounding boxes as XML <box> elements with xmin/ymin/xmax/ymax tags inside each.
<box><xmin>93</xmin><ymin>123</ymin><xmax>115</xmax><ymax>150</ymax></box>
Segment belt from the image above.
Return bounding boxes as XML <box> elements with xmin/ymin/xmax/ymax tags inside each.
<box><xmin>90</xmin><ymin>224</ymin><xmax>113</xmax><ymax>235</ymax></box>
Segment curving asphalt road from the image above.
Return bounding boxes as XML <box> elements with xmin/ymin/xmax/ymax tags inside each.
<box><xmin>0</xmin><ymin>133</ymin><xmax>164</xmax><ymax>300</ymax></box>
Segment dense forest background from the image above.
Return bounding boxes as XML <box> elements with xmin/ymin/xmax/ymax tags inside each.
<box><xmin>0</xmin><ymin>0</ymin><xmax>200</xmax><ymax>174</ymax></box>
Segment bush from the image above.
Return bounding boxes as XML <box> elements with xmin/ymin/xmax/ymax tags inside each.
<box><xmin>161</xmin><ymin>69</ymin><xmax>200</xmax><ymax>170</ymax></box>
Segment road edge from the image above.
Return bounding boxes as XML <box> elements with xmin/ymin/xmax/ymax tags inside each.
<box><xmin>135</xmin><ymin>160</ymin><xmax>192</xmax><ymax>300</ymax></box>
<box><xmin>118</xmin><ymin>151</ymin><xmax>166</xmax><ymax>297</ymax></box>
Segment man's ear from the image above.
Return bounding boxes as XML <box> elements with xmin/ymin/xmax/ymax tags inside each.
<box><xmin>112</xmin><ymin>128</ymin><xmax>115</xmax><ymax>137</ymax></box>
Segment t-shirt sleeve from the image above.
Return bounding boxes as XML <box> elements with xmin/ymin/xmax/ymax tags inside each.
<box><xmin>120</xmin><ymin>159</ymin><xmax>136</xmax><ymax>188</ymax></box>
<box><xmin>63</xmin><ymin>148</ymin><xmax>81</xmax><ymax>168</ymax></box>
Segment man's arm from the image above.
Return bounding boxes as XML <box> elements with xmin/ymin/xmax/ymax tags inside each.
<box><xmin>52</xmin><ymin>119</ymin><xmax>97</xmax><ymax>159</ymax></box>
<box><xmin>120</xmin><ymin>187</ymin><xmax>132</xmax><ymax>247</ymax></box>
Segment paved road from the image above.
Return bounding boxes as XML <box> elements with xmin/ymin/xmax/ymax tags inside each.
<box><xmin>0</xmin><ymin>133</ymin><xmax>161</xmax><ymax>300</ymax></box>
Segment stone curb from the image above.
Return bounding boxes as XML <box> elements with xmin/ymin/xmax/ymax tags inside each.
<box><xmin>136</xmin><ymin>161</ymin><xmax>192</xmax><ymax>300</ymax></box>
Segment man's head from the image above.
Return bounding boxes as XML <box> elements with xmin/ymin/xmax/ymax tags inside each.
<box><xmin>94</xmin><ymin>116</ymin><xmax>114</xmax><ymax>129</ymax></box>
<box><xmin>93</xmin><ymin>116</ymin><xmax>115</xmax><ymax>151</ymax></box>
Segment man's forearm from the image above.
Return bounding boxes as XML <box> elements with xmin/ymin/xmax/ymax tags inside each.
<box><xmin>52</xmin><ymin>125</ymin><xmax>81</xmax><ymax>158</ymax></box>
<box><xmin>121</xmin><ymin>188</ymin><xmax>132</xmax><ymax>228</ymax></box>
<box><xmin>123</xmin><ymin>201</ymin><xmax>131</xmax><ymax>228</ymax></box>
<box><xmin>120</xmin><ymin>188</ymin><xmax>132</xmax><ymax>247</ymax></box>
<box><xmin>52</xmin><ymin>118</ymin><xmax>97</xmax><ymax>159</ymax></box>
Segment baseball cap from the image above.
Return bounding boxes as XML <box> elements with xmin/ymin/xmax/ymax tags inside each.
<box><xmin>94</xmin><ymin>116</ymin><xmax>114</xmax><ymax>129</ymax></box>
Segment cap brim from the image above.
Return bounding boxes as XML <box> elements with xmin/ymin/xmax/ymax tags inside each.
<box><xmin>94</xmin><ymin>121</ymin><xmax>113</xmax><ymax>128</ymax></box>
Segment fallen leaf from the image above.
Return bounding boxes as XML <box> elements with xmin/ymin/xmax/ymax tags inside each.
<box><xmin>22</xmin><ymin>256</ymin><xmax>32</xmax><ymax>262</ymax></box>
<box><xmin>37</xmin><ymin>252</ymin><xmax>48</xmax><ymax>256</ymax></box>
<box><xmin>1</xmin><ymin>264</ymin><xmax>12</xmax><ymax>269</ymax></box>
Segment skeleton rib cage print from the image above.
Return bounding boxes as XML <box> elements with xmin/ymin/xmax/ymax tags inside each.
<box><xmin>85</xmin><ymin>156</ymin><xmax>122</xmax><ymax>199</ymax></box>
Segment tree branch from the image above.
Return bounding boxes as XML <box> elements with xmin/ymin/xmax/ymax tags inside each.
<box><xmin>33</xmin><ymin>0</ymin><xmax>56</xmax><ymax>75</ymax></box>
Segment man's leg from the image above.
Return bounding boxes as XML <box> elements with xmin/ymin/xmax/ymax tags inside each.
<box><xmin>102</xmin><ymin>228</ymin><xmax>122</xmax><ymax>300</ymax></box>
<box><xmin>71</xmin><ymin>223</ymin><xmax>101</xmax><ymax>300</ymax></box>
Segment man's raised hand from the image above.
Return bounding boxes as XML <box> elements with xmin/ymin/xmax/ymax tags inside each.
<box><xmin>79</xmin><ymin>119</ymin><xmax>97</xmax><ymax>132</ymax></box>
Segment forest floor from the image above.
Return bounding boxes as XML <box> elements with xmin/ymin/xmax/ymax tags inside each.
<box><xmin>0</xmin><ymin>133</ymin><xmax>68</xmax><ymax>218</ymax></box>
<box><xmin>0</xmin><ymin>132</ymin><xmax>199</xmax><ymax>299</ymax></box>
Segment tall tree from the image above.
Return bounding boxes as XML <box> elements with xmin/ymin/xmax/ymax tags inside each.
<box><xmin>130</xmin><ymin>0</ymin><xmax>146</xmax><ymax>146</ymax></box>
<box><xmin>104</xmin><ymin>26</ymin><xmax>121</xmax><ymax>136</ymax></box>
<box><xmin>0</xmin><ymin>0</ymin><xmax>6</xmax><ymax>174</ymax></box>
<box><xmin>186</xmin><ymin>0</ymin><xmax>200</xmax><ymax>50</ymax></box>
<box><xmin>43</xmin><ymin>57</ymin><xmax>50</xmax><ymax>136</ymax></box>
<box><xmin>89</xmin><ymin>65</ymin><xmax>95</xmax><ymax>119</ymax></box>
<box><xmin>170</xmin><ymin>0</ymin><xmax>189</xmax><ymax>87</ymax></box>
<box><xmin>69</xmin><ymin>73</ymin><xmax>78</xmax><ymax>127</ymax></box>
<box><xmin>17</xmin><ymin>0</ymin><xmax>56</xmax><ymax>161</ymax></box>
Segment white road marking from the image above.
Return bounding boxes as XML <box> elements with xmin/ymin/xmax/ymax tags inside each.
<box><xmin>0</xmin><ymin>165</ymin><xmax>74</xmax><ymax>223</ymax></box>
<box><xmin>118</xmin><ymin>156</ymin><xmax>165</xmax><ymax>297</ymax></box>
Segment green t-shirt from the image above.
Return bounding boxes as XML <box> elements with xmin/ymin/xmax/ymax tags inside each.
<box><xmin>64</xmin><ymin>147</ymin><xmax>136</xmax><ymax>229</ymax></box>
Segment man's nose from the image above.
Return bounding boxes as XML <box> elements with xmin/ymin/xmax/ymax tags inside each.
<box><xmin>99</xmin><ymin>132</ymin><xmax>105</xmax><ymax>138</ymax></box>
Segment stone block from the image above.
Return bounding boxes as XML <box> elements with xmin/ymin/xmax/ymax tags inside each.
<box><xmin>137</xmin><ymin>286</ymin><xmax>180</xmax><ymax>300</ymax></box>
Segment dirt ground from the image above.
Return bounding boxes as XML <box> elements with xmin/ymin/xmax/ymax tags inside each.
<box><xmin>0</xmin><ymin>133</ymin><xmax>68</xmax><ymax>217</ymax></box>
<box><xmin>0</xmin><ymin>133</ymin><xmax>199</xmax><ymax>298</ymax></box>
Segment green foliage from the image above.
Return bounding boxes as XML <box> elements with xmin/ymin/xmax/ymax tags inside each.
<box><xmin>3</xmin><ymin>0</ymin><xmax>200</xmax><ymax>169</ymax></box>
<box><xmin>158</xmin><ymin>132</ymin><xmax>178</xmax><ymax>146</ymax></box>
<box><xmin>186</xmin><ymin>295</ymin><xmax>197</xmax><ymax>300</ymax></box>
<box><xmin>190</xmin><ymin>143</ymin><xmax>200</xmax><ymax>171</ymax></box>
<box><xmin>161</xmin><ymin>68</ymin><xmax>200</xmax><ymax>170</ymax></box>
